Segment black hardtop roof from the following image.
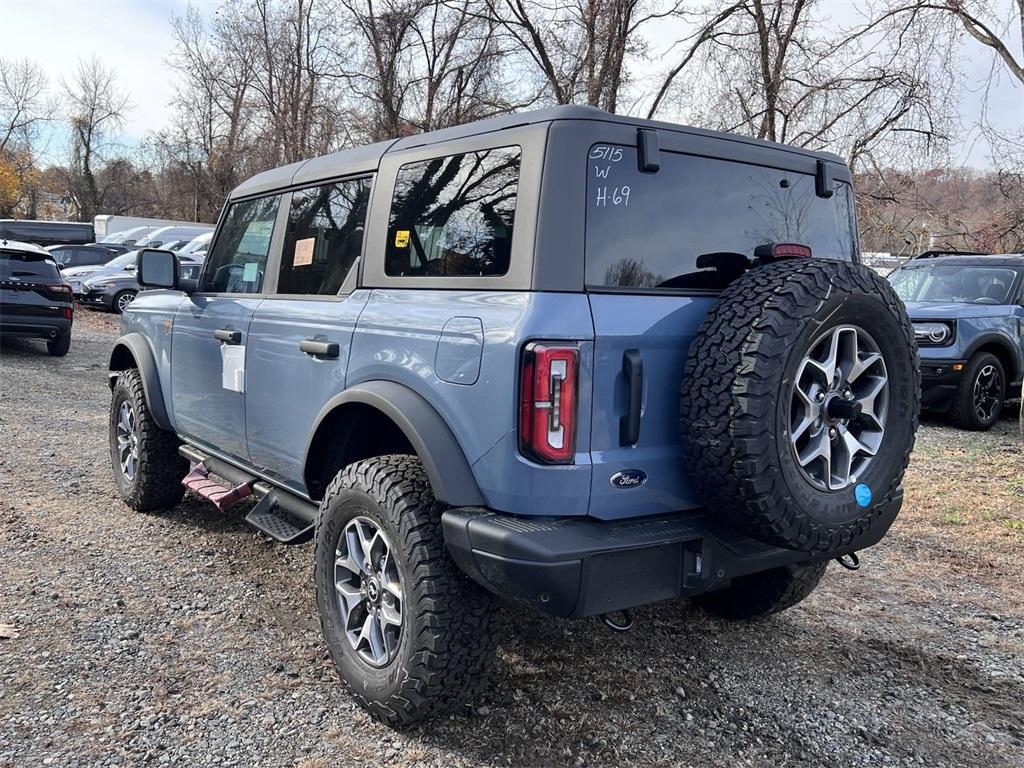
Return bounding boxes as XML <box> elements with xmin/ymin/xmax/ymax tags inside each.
<box><xmin>229</xmin><ymin>105</ymin><xmax>848</xmax><ymax>199</ymax></box>
<box><xmin>900</xmin><ymin>253</ymin><xmax>1024</xmax><ymax>267</ymax></box>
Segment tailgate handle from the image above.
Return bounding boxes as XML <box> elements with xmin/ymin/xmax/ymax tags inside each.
<box><xmin>214</xmin><ymin>328</ymin><xmax>241</xmax><ymax>345</ymax></box>
<box><xmin>620</xmin><ymin>350</ymin><xmax>643</xmax><ymax>446</ymax></box>
<box><xmin>300</xmin><ymin>338</ymin><xmax>339</xmax><ymax>359</ymax></box>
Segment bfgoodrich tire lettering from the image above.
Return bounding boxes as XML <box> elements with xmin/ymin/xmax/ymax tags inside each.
<box><xmin>680</xmin><ymin>259</ymin><xmax>920</xmax><ymax>552</ymax></box>
<box><xmin>314</xmin><ymin>455</ymin><xmax>496</xmax><ymax>727</ymax></box>
<box><xmin>109</xmin><ymin>369</ymin><xmax>188</xmax><ymax>511</ymax></box>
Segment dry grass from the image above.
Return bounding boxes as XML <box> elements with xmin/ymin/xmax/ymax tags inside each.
<box><xmin>894</xmin><ymin>412</ymin><xmax>1024</xmax><ymax>600</ymax></box>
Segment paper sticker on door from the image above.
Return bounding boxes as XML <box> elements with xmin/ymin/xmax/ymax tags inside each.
<box><xmin>293</xmin><ymin>237</ymin><xmax>315</xmax><ymax>267</ymax></box>
<box><xmin>221</xmin><ymin>344</ymin><xmax>245</xmax><ymax>393</ymax></box>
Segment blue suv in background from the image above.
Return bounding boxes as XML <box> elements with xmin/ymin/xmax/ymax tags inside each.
<box><xmin>889</xmin><ymin>253</ymin><xmax>1023</xmax><ymax>430</ymax></box>
<box><xmin>105</xmin><ymin>106</ymin><xmax>920</xmax><ymax>726</ymax></box>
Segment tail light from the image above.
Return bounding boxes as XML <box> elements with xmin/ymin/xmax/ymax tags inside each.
<box><xmin>46</xmin><ymin>283</ymin><xmax>74</xmax><ymax>318</ymax></box>
<box><xmin>519</xmin><ymin>342</ymin><xmax>579</xmax><ymax>464</ymax></box>
<box><xmin>754</xmin><ymin>242</ymin><xmax>812</xmax><ymax>260</ymax></box>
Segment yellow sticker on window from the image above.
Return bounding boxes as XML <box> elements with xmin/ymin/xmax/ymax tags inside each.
<box><xmin>394</xmin><ymin>230</ymin><xmax>410</xmax><ymax>248</ymax></box>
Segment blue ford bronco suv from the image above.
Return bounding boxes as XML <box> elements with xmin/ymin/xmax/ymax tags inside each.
<box><xmin>107</xmin><ymin>106</ymin><xmax>919</xmax><ymax>725</ymax></box>
<box><xmin>888</xmin><ymin>252</ymin><xmax>1023</xmax><ymax>430</ymax></box>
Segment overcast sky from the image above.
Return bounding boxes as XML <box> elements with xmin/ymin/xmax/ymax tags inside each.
<box><xmin>3</xmin><ymin>0</ymin><xmax>1021</xmax><ymax>167</ymax></box>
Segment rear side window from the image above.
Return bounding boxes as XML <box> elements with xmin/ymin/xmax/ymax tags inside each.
<box><xmin>200</xmin><ymin>195</ymin><xmax>281</xmax><ymax>294</ymax></box>
<box><xmin>585</xmin><ymin>145</ymin><xmax>857</xmax><ymax>291</ymax></box>
<box><xmin>0</xmin><ymin>251</ymin><xmax>59</xmax><ymax>280</ymax></box>
<box><xmin>385</xmin><ymin>147</ymin><xmax>520</xmax><ymax>278</ymax></box>
<box><xmin>278</xmin><ymin>177</ymin><xmax>371</xmax><ymax>295</ymax></box>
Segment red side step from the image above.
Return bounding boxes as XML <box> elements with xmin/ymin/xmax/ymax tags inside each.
<box><xmin>182</xmin><ymin>464</ymin><xmax>253</xmax><ymax>512</ymax></box>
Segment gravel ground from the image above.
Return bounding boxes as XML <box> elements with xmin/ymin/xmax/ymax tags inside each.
<box><xmin>1</xmin><ymin>310</ymin><xmax>1022</xmax><ymax>768</ymax></box>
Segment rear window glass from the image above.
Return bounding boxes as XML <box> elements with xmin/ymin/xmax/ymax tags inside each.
<box><xmin>585</xmin><ymin>145</ymin><xmax>857</xmax><ymax>291</ymax></box>
<box><xmin>0</xmin><ymin>251</ymin><xmax>59</xmax><ymax>280</ymax></box>
<box><xmin>385</xmin><ymin>146</ymin><xmax>520</xmax><ymax>278</ymax></box>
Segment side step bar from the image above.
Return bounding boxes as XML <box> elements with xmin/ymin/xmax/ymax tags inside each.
<box><xmin>178</xmin><ymin>445</ymin><xmax>318</xmax><ymax>545</ymax></box>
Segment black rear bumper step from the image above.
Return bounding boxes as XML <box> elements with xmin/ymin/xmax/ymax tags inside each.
<box><xmin>441</xmin><ymin>503</ymin><xmax>898</xmax><ymax>619</ymax></box>
<box><xmin>178</xmin><ymin>444</ymin><xmax>318</xmax><ymax>545</ymax></box>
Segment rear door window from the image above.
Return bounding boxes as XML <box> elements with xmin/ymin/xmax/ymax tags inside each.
<box><xmin>585</xmin><ymin>145</ymin><xmax>857</xmax><ymax>291</ymax></box>
<box><xmin>200</xmin><ymin>195</ymin><xmax>281</xmax><ymax>294</ymax></box>
<box><xmin>278</xmin><ymin>177</ymin><xmax>371</xmax><ymax>295</ymax></box>
<box><xmin>385</xmin><ymin>147</ymin><xmax>520</xmax><ymax>278</ymax></box>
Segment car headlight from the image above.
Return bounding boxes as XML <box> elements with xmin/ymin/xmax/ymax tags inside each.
<box><xmin>912</xmin><ymin>321</ymin><xmax>955</xmax><ymax>346</ymax></box>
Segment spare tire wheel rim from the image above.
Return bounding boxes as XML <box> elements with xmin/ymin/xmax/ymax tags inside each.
<box><xmin>333</xmin><ymin>516</ymin><xmax>404</xmax><ymax>668</ymax></box>
<box><xmin>789</xmin><ymin>324</ymin><xmax>888</xmax><ymax>491</ymax></box>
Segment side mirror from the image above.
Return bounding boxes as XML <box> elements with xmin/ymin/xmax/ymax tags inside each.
<box><xmin>137</xmin><ymin>248</ymin><xmax>180</xmax><ymax>290</ymax></box>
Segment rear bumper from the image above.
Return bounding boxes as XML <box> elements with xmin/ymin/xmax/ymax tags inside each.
<box><xmin>919</xmin><ymin>358</ymin><xmax>967</xmax><ymax>411</ymax></box>
<box><xmin>0</xmin><ymin>316</ymin><xmax>72</xmax><ymax>339</ymax></box>
<box><xmin>442</xmin><ymin>500</ymin><xmax>901</xmax><ymax>618</ymax></box>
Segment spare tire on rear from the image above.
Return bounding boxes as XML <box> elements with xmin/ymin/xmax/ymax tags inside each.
<box><xmin>680</xmin><ymin>258</ymin><xmax>919</xmax><ymax>552</ymax></box>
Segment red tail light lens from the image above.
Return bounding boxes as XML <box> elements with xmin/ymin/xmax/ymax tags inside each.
<box><xmin>519</xmin><ymin>342</ymin><xmax>579</xmax><ymax>464</ymax></box>
<box><xmin>754</xmin><ymin>242</ymin><xmax>812</xmax><ymax>260</ymax></box>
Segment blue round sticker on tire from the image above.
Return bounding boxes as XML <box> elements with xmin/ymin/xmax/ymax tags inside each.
<box><xmin>855</xmin><ymin>483</ymin><xmax>872</xmax><ymax>508</ymax></box>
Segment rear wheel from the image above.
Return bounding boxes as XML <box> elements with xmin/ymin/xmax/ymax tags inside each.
<box><xmin>951</xmin><ymin>352</ymin><xmax>1004</xmax><ymax>431</ymax></box>
<box><xmin>314</xmin><ymin>455</ymin><xmax>496</xmax><ymax>727</ymax></box>
<box><xmin>696</xmin><ymin>561</ymin><xmax>828</xmax><ymax>620</ymax></box>
<box><xmin>46</xmin><ymin>332</ymin><xmax>71</xmax><ymax>357</ymax></box>
<box><xmin>109</xmin><ymin>369</ymin><xmax>188</xmax><ymax>511</ymax></box>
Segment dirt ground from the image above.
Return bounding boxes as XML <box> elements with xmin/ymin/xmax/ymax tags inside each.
<box><xmin>1</xmin><ymin>310</ymin><xmax>1022</xmax><ymax>768</ymax></box>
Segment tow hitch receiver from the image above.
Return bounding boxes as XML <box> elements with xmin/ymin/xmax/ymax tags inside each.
<box><xmin>182</xmin><ymin>463</ymin><xmax>253</xmax><ymax>512</ymax></box>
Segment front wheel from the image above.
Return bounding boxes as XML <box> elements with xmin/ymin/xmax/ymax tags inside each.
<box><xmin>314</xmin><ymin>455</ymin><xmax>496</xmax><ymax>727</ymax></box>
<box><xmin>951</xmin><ymin>352</ymin><xmax>1005</xmax><ymax>431</ymax></box>
<box><xmin>109</xmin><ymin>369</ymin><xmax>188</xmax><ymax>511</ymax></box>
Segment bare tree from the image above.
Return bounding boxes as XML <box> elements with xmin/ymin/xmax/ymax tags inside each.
<box><xmin>340</xmin><ymin>0</ymin><xmax>523</xmax><ymax>141</ymax></box>
<box><xmin>484</xmin><ymin>0</ymin><xmax>679</xmax><ymax>113</ymax></box>
<box><xmin>0</xmin><ymin>58</ymin><xmax>55</xmax><ymax>216</ymax></box>
<box><xmin>61</xmin><ymin>57</ymin><xmax>131</xmax><ymax>221</ymax></box>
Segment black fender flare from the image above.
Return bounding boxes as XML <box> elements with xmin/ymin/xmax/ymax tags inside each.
<box><xmin>964</xmin><ymin>332</ymin><xmax>1022</xmax><ymax>382</ymax></box>
<box><xmin>108</xmin><ymin>333</ymin><xmax>172</xmax><ymax>431</ymax></box>
<box><xmin>304</xmin><ymin>380</ymin><xmax>484</xmax><ymax>507</ymax></box>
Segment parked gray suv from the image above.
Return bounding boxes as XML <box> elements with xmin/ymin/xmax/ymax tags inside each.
<box><xmin>107</xmin><ymin>106</ymin><xmax>920</xmax><ymax>726</ymax></box>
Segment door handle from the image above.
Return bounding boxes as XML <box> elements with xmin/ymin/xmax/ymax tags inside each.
<box><xmin>620</xmin><ymin>350</ymin><xmax>643</xmax><ymax>446</ymax></box>
<box><xmin>300</xmin><ymin>338</ymin><xmax>340</xmax><ymax>359</ymax></box>
<box><xmin>214</xmin><ymin>328</ymin><xmax>242</xmax><ymax>344</ymax></box>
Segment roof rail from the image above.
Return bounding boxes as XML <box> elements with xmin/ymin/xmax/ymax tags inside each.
<box><xmin>911</xmin><ymin>249</ymin><xmax>990</xmax><ymax>260</ymax></box>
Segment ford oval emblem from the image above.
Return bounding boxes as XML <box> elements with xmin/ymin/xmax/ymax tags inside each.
<box><xmin>610</xmin><ymin>469</ymin><xmax>647</xmax><ymax>489</ymax></box>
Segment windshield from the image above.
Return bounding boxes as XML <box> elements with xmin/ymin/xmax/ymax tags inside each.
<box><xmin>104</xmin><ymin>251</ymin><xmax>139</xmax><ymax>269</ymax></box>
<box><xmin>890</xmin><ymin>264</ymin><xmax>1019</xmax><ymax>304</ymax></box>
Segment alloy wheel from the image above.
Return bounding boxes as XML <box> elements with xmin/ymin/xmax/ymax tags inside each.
<box><xmin>973</xmin><ymin>364</ymin><xmax>1002</xmax><ymax>423</ymax></box>
<box><xmin>115</xmin><ymin>401</ymin><xmax>139</xmax><ymax>482</ymax></box>
<box><xmin>334</xmin><ymin>516</ymin><xmax>404</xmax><ymax>667</ymax></box>
<box><xmin>117</xmin><ymin>292</ymin><xmax>135</xmax><ymax>312</ymax></box>
<box><xmin>789</xmin><ymin>325</ymin><xmax>889</xmax><ymax>491</ymax></box>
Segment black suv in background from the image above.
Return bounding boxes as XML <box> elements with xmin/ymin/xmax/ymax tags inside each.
<box><xmin>0</xmin><ymin>240</ymin><xmax>74</xmax><ymax>356</ymax></box>
<box><xmin>47</xmin><ymin>243</ymin><xmax>131</xmax><ymax>269</ymax></box>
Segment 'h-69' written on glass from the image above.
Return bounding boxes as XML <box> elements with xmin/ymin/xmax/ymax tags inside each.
<box><xmin>589</xmin><ymin>145</ymin><xmax>630</xmax><ymax>206</ymax></box>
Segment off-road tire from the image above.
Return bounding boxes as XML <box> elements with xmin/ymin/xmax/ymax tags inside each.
<box><xmin>950</xmin><ymin>352</ymin><xmax>1004</xmax><ymax>431</ymax></box>
<box><xmin>696</xmin><ymin>561</ymin><xmax>829</xmax><ymax>620</ymax></box>
<box><xmin>109</xmin><ymin>368</ymin><xmax>187</xmax><ymax>511</ymax></box>
<box><xmin>681</xmin><ymin>258</ymin><xmax>920</xmax><ymax>552</ymax></box>
<box><xmin>314</xmin><ymin>455</ymin><xmax>496</xmax><ymax>727</ymax></box>
<box><xmin>46</xmin><ymin>332</ymin><xmax>71</xmax><ymax>357</ymax></box>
